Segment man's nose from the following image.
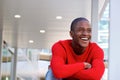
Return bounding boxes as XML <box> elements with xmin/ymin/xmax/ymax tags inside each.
<box><xmin>82</xmin><ymin>30</ymin><xmax>88</xmax><ymax>35</ymax></box>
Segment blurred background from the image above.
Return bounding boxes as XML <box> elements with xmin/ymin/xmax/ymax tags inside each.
<box><xmin>0</xmin><ymin>0</ymin><xmax>109</xmax><ymax>80</ymax></box>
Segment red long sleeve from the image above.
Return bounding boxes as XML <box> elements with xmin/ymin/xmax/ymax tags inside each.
<box><xmin>50</xmin><ymin>40</ymin><xmax>105</xmax><ymax>80</ymax></box>
<box><xmin>51</xmin><ymin>41</ymin><xmax>85</xmax><ymax>78</ymax></box>
<box><xmin>73</xmin><ymin>48</ymin><xmax>105</xmax><ymax>80</ymax></box>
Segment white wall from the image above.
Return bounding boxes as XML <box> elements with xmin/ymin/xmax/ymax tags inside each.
<box><xmin>0</xmin><ymin>0</ymin><xmax>3</xmax><ymax>79</ymax></box>
<box><xmin>109</xmin><ymin>0</ymin><xmax>120</xmax><ymax>80</ymax></box>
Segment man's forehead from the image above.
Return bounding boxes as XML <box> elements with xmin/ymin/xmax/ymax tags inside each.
<box><xmin>77</xmin><ymin>21</ymin><xmax>90</xmax><ymax>25</ymax></box>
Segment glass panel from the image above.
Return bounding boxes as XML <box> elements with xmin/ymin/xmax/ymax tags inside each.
<box><xmin>98</xmin><ymin>3</ymin><xmax>109</xmax><ymax>80</ymax></box>
<box><xmin>98</xmin><ymin>3</ymin><xmax>109</xmax><ymax>62</ymax></box>
<box><xmin>1</xmin><ymin>41</ymin><xmax>14</xmax><ymax>80</ymax></box>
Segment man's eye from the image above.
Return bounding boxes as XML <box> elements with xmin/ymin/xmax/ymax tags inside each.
<box><xmin>77</xmin><ymin>28</ymin><xmax>84</xmax><ymax>32</ymax></box>
<box><xmin>87</xmin><ymin>29</ymin><xmax>91</xmax><ymax>33</ymax></box>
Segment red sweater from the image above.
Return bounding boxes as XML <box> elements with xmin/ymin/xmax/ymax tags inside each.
<box><xmin>50</xmin><ymin>39</ymin><xmax>105</xmax><ymax>80</ymax></box>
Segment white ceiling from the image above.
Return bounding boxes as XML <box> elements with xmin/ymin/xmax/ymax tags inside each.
<box><xmin>2</xmin><ymin>0</ymin><xmax>107</xmax><ymax>49</ymax></box>
<box><xmin>3</xmin><ymin>0</ymin><xmax>92</xmax><ymax>49</ymax></box>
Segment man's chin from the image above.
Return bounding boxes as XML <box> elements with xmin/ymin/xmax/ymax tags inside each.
<box><xmin>80</xmin><ymin>43</ymin><xmax>89</xmax><ymax>48</ymax></box>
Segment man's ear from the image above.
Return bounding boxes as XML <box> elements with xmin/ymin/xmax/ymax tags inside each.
<box><xmin>70</xmin><ymin>31</ymin><xmax>74</xmax><ymax>38</ymax></box>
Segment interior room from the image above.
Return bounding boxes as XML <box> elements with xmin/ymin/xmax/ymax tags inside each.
<box><xmin>0</xmin><ymin>0</ymin><xmax>110</xmax><ymax>80</ymax></box>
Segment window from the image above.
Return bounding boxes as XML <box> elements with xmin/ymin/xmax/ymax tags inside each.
<box><xmin>98</xmin><ymin>3</ymin><xmax>109</xmax><ymax>61</ymax></box>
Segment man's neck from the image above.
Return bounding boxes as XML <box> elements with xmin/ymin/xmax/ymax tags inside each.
<box><xmin>71</xmin><ymin>42</ymin><xmax>86</xmax><ymax>55</ymax></box>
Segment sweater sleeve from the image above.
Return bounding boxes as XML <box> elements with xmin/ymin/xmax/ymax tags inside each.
<box><xmin>50</xmin><ymin>42</ymin><xmax>85</xmax><ymax>78</ymax></box>
<box><xmin>73</xmin><ymin>48</ymin><xmax>105</xmax><ymax>80</ymax></box>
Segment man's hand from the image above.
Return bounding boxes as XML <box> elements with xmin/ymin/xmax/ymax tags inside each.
<box><xmin>84</xmin><ymin>62</ymin><xmax>92</xmax><ymax>69</ymax></box>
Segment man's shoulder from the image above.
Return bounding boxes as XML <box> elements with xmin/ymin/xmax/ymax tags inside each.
<box><xmin>89</xmin><ymin>42</ymin><xmax>103</xmax><ymax>51</ymax></box>
<box><xmin>51</xmin><ymin>39</ymin><xmax>72</xmax><ymax>50</ymax></box>
<box><xmin>52</xmin><ymin>39</ymin><xmax>71</xmax><ymax>46</ymax></box>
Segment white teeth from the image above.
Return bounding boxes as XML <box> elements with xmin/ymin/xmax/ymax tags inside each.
<box><xmin>81</xmin><ymin>38</ymin><xmax>88</xmax><ymax>40</ymax></box>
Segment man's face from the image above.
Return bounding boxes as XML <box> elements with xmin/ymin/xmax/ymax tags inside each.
<box><xmin>70</xmin><ymin>21</ymin><xmax>92</xmax><ymax>48</ymax></box>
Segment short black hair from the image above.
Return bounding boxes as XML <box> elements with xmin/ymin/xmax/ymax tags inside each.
<box><xmin>70</xmin><ymin>17</ymin><xmax>89</xmax><ymax>31</ymax></box>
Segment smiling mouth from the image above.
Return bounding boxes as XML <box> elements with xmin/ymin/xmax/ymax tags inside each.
<box><xmin>80</xmin><ymin>37</ymin><xmax>89</xmax><ymax>41</ymax></box>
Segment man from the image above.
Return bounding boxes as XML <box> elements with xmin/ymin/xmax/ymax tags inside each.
<box><xmin>48</xmin><ymin>17</ymin><xmax>105</xmax><ymax>80</ymax></box>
